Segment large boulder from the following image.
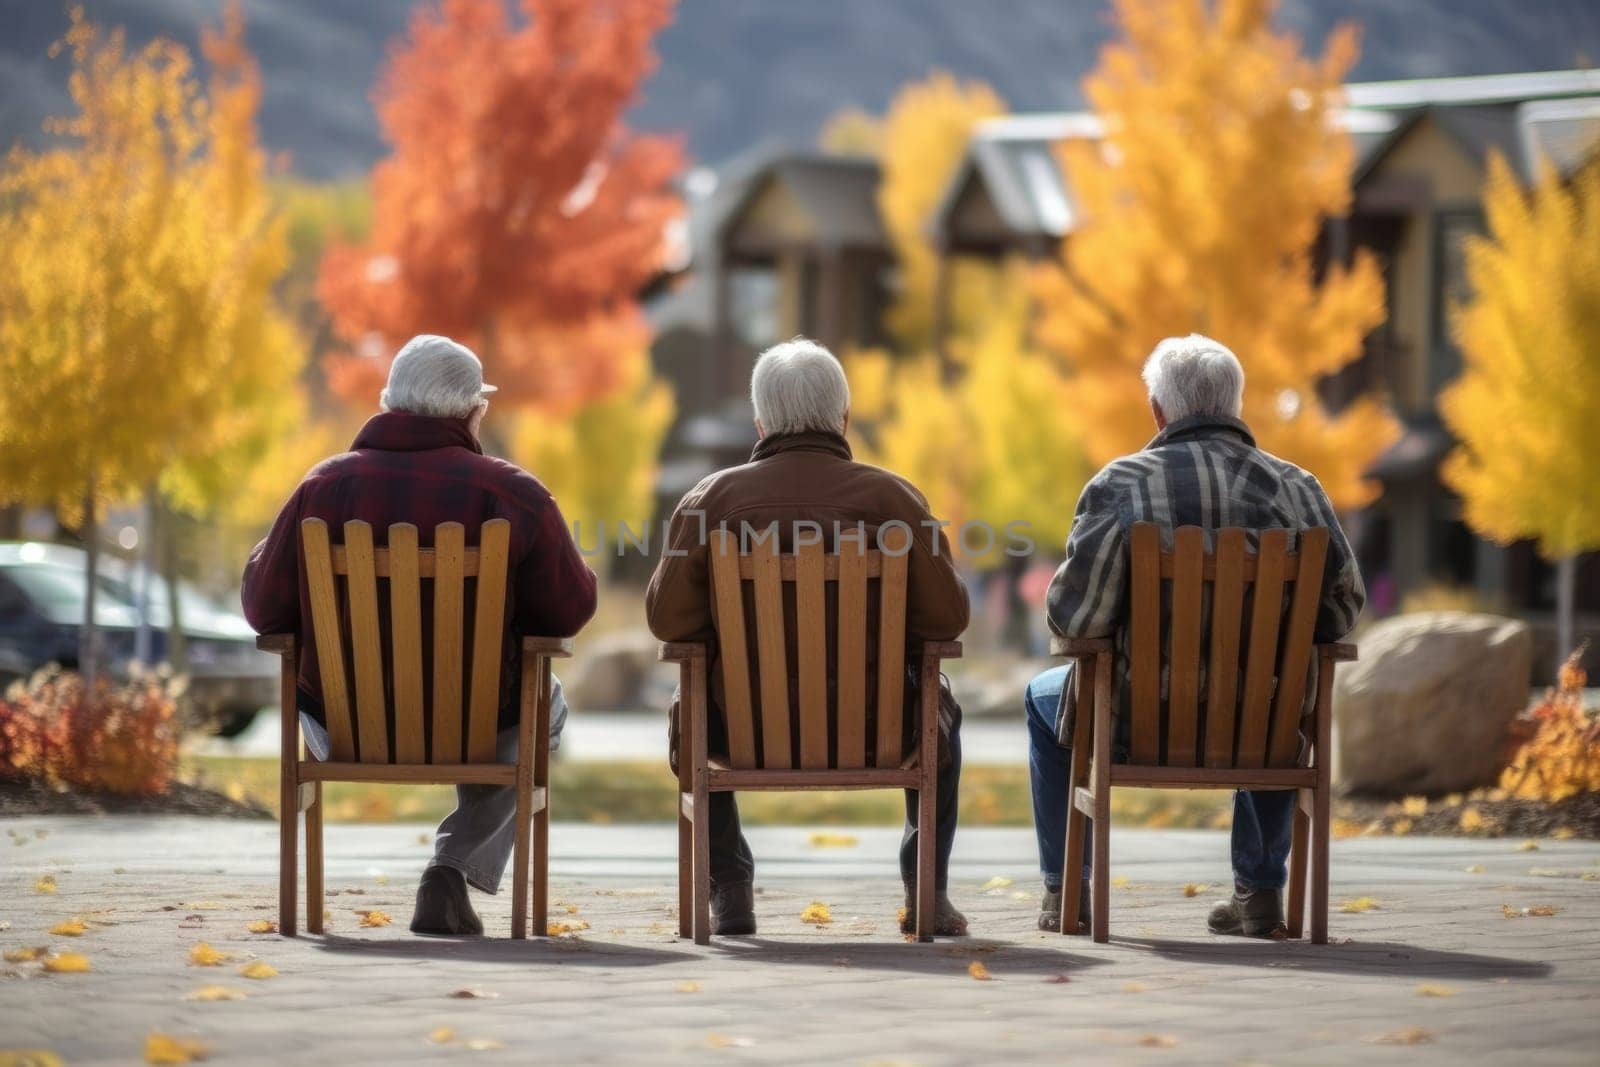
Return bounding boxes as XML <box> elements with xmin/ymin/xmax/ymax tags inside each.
<box><xmin>1334</xmin><ymin>611</ymin><xmax>1531</xmax><ymax>796</ymax></box>
<box><xmin>562</xmin><ymin>629</ymin><xmax>678</xmax><ymax>712</ymax></box>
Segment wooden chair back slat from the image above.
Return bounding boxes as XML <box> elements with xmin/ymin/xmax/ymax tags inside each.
<box><xmin>873</xmin><ymin>548</ymin><xmax>909</xmax><ymax>767</ymax></box>
<box><xmin>466</xmin><ymin>519</ymin><xmax>511</xmax><ymax>763</ymax></box>
<box><xmin>1267</xmin><ymin>528</ymin><xmax>1329</xmax><ymax>767</ymax></box>
<box><xmin>431</xmin><ymin>523</ymin><xmax>467</xmax><ymax>763</ymax></box>
<box><xmin>709</xmin><ymin>529</ymin><xmax>759</xmax><ymax>769</ymax></box>
<box><xmin>342</xmin><ymin>521</ymin><xmax>391</xmax><ymax>764</ymax></box>
<box><xmin>1165</xmin><ymin>526</ymin><xmax>1205</xmax><ymax>766</ymax></box>
<box><xmin>750</xmin><ymin>536</ymin><xmax>793</xmax><ymax>768</ymax></box>
<box><xmin>300</xmin><ymin>519</ymin><xmax>356</xmax><ymax>760</ymax></box>
<box><xmin>1203</xmin><ymin>528</ymin><xmax>1248</xmax><ymax>768</ymax></box>
<box><xmin>1235</xmin><ymin>529</ymin><xmax>1290</xmax><ymax>769</ymax></box>
<box><xmin>1128</xmin><ymin>522</ymin><xmax>1162</xmax><ymax>764</ymax></box>
<box><xmin>834</xmin><ymin>541</ymin><xmax>870</xmax><ymax>769</ymax></box>
<box><xmin>794</xmin><ymin>540</ymin><xmax>830</xmax><ymax>769</ymax></box>
<box><xmin>387</xmin><ymin>523</ymin><xmax>426</xmax><ymax>764</ymax></box>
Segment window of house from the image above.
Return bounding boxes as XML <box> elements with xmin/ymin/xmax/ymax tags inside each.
<box><xmin>1429</xmin><ymin>210</ymin><xmax>1484</xmax><ymax>395</ymax></box>
<box><xmin>728</xmin><ymin>267</ymin><xmax>779</xmax><ymax>348</ymax></box>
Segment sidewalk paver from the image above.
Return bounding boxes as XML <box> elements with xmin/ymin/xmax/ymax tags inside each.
<box><xmin>2</xmin><ymin>817</ymin><xmax>1597</xmax><ymax>1065</ymax></box>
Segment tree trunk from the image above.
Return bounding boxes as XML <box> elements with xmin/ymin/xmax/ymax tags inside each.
<box><xmin>80</xmin><ymin>472</ymin><xmax>100</xmax><ymax>685</ymax></box>
<box><xmin>1555</xmin><ymin>553</ymin><xmax>1576</xmax><ymax>675</ymax></box>
<box><xmin>160</xmin><ymin>498</ymin><xmax>188</xmax><ymax>677</ymax></box>
<box><xmin>134</xmin><ymin>485</ymin><xmax>157</xmax><ymax>666</ymax></box>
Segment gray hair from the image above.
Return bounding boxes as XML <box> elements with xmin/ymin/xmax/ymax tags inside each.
<box><xmin>380</xmin><ymin>334</ymin><xmax>497</xmax><ymax>419</ymax></box>
<box><xmin>750</xmin><ymin>338</ymin><xmax>850</xmax><ymax>436</ymax></box>
<box><xmin>1141</xmin><ymin>334</ymin><xmax>1245</xmax><ymax>422</ymax></box>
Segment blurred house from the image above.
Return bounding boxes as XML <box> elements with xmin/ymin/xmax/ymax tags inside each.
<box><xmin>647</xmin><ymin>69</ymin><xmax>1600</xmax><ymax>660</ymax></box>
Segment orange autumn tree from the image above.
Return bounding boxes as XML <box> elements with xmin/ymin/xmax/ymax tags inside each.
<box><xmin>1033</xmin><ymin>0</ymin><xmax>1393</xmax><ymax>507</ymax></box>
<box><xmin>318</xmin><ymin>0</ymin><xmax>683</xmax><ymax>425</ymax></box>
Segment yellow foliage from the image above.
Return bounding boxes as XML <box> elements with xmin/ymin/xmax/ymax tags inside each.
<box><xmin>512</xmin><ymin>345</ymin><xmax>673</xmax><ymax>554</ymax></box>
<box><xmin>184</xmin><ymin>986</ymin><xmax>246</xmax><ymax>1002</ymax></box>
<box><xmin>237</xmin><ymin>960</ymin><xmax>277</xmax><ymax>979</ymax></box>
<box><xmin>1500</xmin><ymin>648</ymin><xmax>1600</xmax><ymax>802</ymax></box>
<box><xmin>33</xmin><ymin>876</ymin><xmax>57</xmax><ymax>895</ymax></box>
<box><xmin>188</xmin><ymin>943</ymin><xmax>229</xmax><ymax>966</ymax></box>
<box><xmin>1339</xmin><ymin>896</ymin><xmax>1380</xmax><ymax>913</ymax></box>
<box><xmin>4</xmin><ymin>947</ymin><xmax>48</xmax><ymax>962</ymax></box>
<box><xmin>1031</xmin><ymin>0</ymin><xmax>1393</xmax><ymax>508</ymax></box>
<box><xmin>799</xmin><ymin>901</ymin><xmax>833</xmax><ymax>925</ymax></box>
<box><xmin>356</xmin><ymin>909</ymin><xmax>392</xmax><ymax>928</ymax></box>
<box><xmin>1440</xmin><ymin>158</ymin><xmax>1600</xmax><ymax>559</ymax></box>
<box><xmin>806</xmin><ymin>832</ymin><xmax>860</xmax><ymax>849</ymax></box>
<box><xmin>967</xmin><ymin>961</ymin><xmax>993</xmax><ymax>981</ymax></box>
<box><xmin>48</xmin><ymin>919</ymin><xmax>86</xmax><ymax>937</ymax></box>
<box><xmin>818</xmin><ymin>108</ymin><xmax>883</xmax><ymax>156</ymax></box>
<box><xmin>246</xmin><ymin>920</ymin><xmax>276</xmax><ymax>934</ymax></box>
<box><xmin>41</xmin><ymin>952</ymin><xmax>91</xmax><ymax>973</ymax></box>
<box><xmin>143</xmin><ymin>1033</ymin><xmax>210</xmax><ymax>1065</ymax></box>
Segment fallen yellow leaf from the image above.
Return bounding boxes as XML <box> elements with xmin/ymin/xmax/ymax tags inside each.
<box><xmin>42</xmin><ymin>952</ymin><xmax>91</xmax><ymax>974</ymax></box>
<box><xmin>706</xmin><ymin>1034</ymin><xmax>754</xmax><ymax>1049</ymax></box>
<box><xmin>1367</xmin><ymin>1027</ymin><xmax>1435</xmax><ymax>1045</ymax></box>
<box><xmin>807</xmin><ymin>832</ymin><xmax>860</xmax><ymax>849</ymax></box>
<box><xmin>49</xmin><ymin>919</ymin><xmax>86</xmax><ymax>937</ymax></box>
<box><xmin>426</xmin><ymin>1028</ymin><xmax>454</xmax><ymax>1044</ymax></box>
<box><xmin>1459</xmin><ymin>807</ymin><xmax>1485</xmax><ymax>832</ymax></box>
<box><xmin>1416</xmin><ymin>983</ymin><xmax>1455</xmax><ymax>997</ymax></box>
<box><xmin>1519</xmin><ymin>840</ymin><xmax>1541</xmax><ymax>852</ymax></box>
<box><xmin>1525</xmin><ymin>904</ymin><xmax>1560</xmax><ymax>917</ymax></box>
<box><xmin>464</xmin><ymin>1038</ymin><xmax>504</xmax><ymax>1051</ymax></box>
<box><xmin>676</xmin><ymin>981</ymin><xmax>701</xmax><ymax>993</ymax></box>
<box><xmin>799</xmin><ymin>902</ymin><xmax>832</xmax><ymax>925</ymax></box>
<box><xmin>143</xmin><ymin>1033</ymin><xmax>210</xmax><ymax>1064</ymax></box>
<box><xmin>33</xmin><ymin>875</ymin><xmax>57</xmax><ymax>894</ymax></box>
<box><xmin>546</xmin><ymin>920</ymin><xmax>590</xmax><ymax>936</ymax></box>
<box><xmin>246</xmin><ymin>920</ymin><xmax>276</xmax><ymax>934</ymax></box>
<box><xmin>1111</xmin><ymin>876</ymin><xmax>1131</xmax><ymax>888</ymax></box>
<box><xmin>565</xmin><ymin>903</ymin><xmax>580</xmax><ymax>915</ymax></box>
<box><xmin>0</xmin><ymin>1051</ymin><xmax>64</xmax><ymax>1066</ymax></box>
<box><xmin>1464</xmin><ymin>865</ymin><xmax>1486</xmax><ymax>874</ymax></box>
<box><xmin>188</xmin><ymin>943</ymin><xmax>229</xmax><ymax>967</ymax></box>
<box><xmin>184</xmin><ymin>986</ymin><xmax>246</xmax><ymax>1002</ymax></box>
<box><xmin>967</xmin><ymin>961</ymin><xmax>992</xmax><ymax>981</ymax></box>
<box><xmin>238</xmin><ymin>961</ymin><xmax>278</xmax><ymax>979</ymax></box>
<box><xmin>1339</xmin><ymin>896</ymin><xmax>1380</xmax><ymax>913</ymax></box>
<box><xmin>1400</xmin><ymin>796</ymin><xmax>1427</xmax><ymax>817</ymax></box>
<box><xmin>1138</xmin><ymin>1035</ymin><xmax>1178</xmax><ymax>1048</ymax></box>
<box><xmin>1182</xmin><ymin>883</ymin><xmax>1209</xmax><ymax>898</ymax></box>
<box><xmin>1122</xmin><ymin>981</ymin><xmax>1148</xmax><ymax>993</ymax></box>
<box><xmin>357</xmin><ymin>910</ymin><xmax>392</xmax><ymax>928</ymax></box>
<box><xmin>979</xmin><ymin>876</ymin><xmax>1014</xmax><ymax>892</ymax></box>
<box><xmin>3</xmin><ymin>946</ymin><xmax>48</xmax><ymax>962</ymax></box>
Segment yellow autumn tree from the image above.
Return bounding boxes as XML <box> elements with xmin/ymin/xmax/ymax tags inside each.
<box><xmin>1032</xmin><ymin>0</ymin><xmax>1393</xmax><ymax>507</ymax></box>
<box><xmin>0</xmin><ymin>7</ymin><xmax>302</xmax><ymax>675</ymax></box>
<box><xmin>1440</xmin><ymin>155</ymin><xmax>1600</xmax><ymax>661</ymax></box>
<box><xmin>512</xmin><ymin>346</ymin><xmax>674</xmax><ymax>558</ymax></box>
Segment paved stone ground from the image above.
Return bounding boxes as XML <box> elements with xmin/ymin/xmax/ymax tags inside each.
<box><xmin>2</xmin><ymin>818</ymin><xmax>1597</xmax><ymax>1065</ymax></box>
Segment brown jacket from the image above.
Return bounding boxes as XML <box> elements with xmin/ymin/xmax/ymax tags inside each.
<box><xmin>645</xmin><ymin>431</ymin><xmax>968</xmax><ymax>765</ymax></box>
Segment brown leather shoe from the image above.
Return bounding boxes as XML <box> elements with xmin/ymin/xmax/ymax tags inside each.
<box><xmin>410</xmin><ymin>866</ymin><xmax>483</xmax><ymax>936</ymax></box>
<box><xmin>1207</xmin><ymin>887</ymin><xmax>1286</xmax><ymax>938</ymax></box>
<box><xmin>1038</xmin><ymin>882</ymin><xmax>1092</xmax><ymax>932</ymax></box>
<box><xmin>901</xmin><ymin>888</ymin><xmax>969</xmax><ymax>936</ymax></box>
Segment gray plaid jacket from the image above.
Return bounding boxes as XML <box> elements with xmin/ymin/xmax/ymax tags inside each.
<box><xmin>1045</xmin><ymin>414</ymin><xmax>1365</xmax><ymax>744</ymax></box>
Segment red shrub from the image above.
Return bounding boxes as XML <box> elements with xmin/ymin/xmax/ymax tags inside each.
<box><xmin>0</xmin><ymin>669</ymin><xmax>179</xmax><ymax>796</ymax></box>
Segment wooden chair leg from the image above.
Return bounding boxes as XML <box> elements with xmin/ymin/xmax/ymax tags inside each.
<box><xmin>511</xmin><ymin>778</ymin><xmax>532</xmax><ymax>940</ymax></box>
<box><xmin>678</xmin><ymin>805</ymin><xmax>693</xmax><ymax>939</ymax></box>
<box><xmin>1311</xmin><ymin>782</ymin><xmax>1330</xmax><ymax>945</ymax></box>
<box><xmin>692</xmin><ymin>792</ymin><xmax>711</xmax><ymax>945</ymax></box>
<box><xmin>1091</xmin><ymin>778</ymin><xmax>1111</xmax><ymax>944</ymax></box>
<box><xmin>1286</xmin><ymin>789</ymin><xmax>1310</xmax><ymax>940</ymax></box>
<box><xmin>278</xmin><ymin>762</ymin><xmax>298</xmax><ymax>938</ymax></box>
<box><xmin>305</xmin><ymin>782</ymin><xmax>324</xmax><ymax>935</ymax></box>
<box><xmin>1061</xmin><ymin>797</ymin><xmax>1088</xmax><ymax>936</ymax></box>
<box><xmin>915</xmin><ymin>778</ymin><xmax>936</xmax><ymax>943</ymax></box>
<box><xmin>532</xmin><ymin>798</ymin><xmax>549</xmax><ymax>938</ymax></box>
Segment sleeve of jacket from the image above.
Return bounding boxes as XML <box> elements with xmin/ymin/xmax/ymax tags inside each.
<box><xmin>644</xmin><ymin>484</ymin><xmax>714</xmax><ymax>643</ymax></box>
<box><xmin>1045</xmin><ymin>472</ymin><xmax>1127</xmax><ymax>638</ymax></box>
<box><xmin>511</xmin><ymin>492</ymin><xmax>597</xmax><ymax>637</ymax></box>
<box><xmin>241</xmin><ymin>483</ymin><xmax>306</xmax><ymax>636</ymax></box>
<box><xmin>1303</xmin><ymin>475</ymin><xmax>1366</xmax><ymax>641</ymax></box>
<box><xmin>901</xmin><ymin>491</ymin><xmax>969</xmax><ymax>643</ymax></box>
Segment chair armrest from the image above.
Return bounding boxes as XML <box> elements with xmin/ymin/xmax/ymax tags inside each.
<box><xmin>920</xmin><ymin>640</ymin><xmax>963</xmax><ymax>660</ymax></box>
<box><xmin>1049</xmin><ymin>635</ymin><xmax>1113</xmax><ymax>657</ymax></box>
<box><xmin>522</xmin><ymin>636</ymin><xmax>574</xmax><ymax>659</ymax></box>
<box><xmin>256</xmin><ymin>633</ymin><xmax>295</xmax><ymax>656</ymax></box>
<box><xmin>658</xmin><ymin>641</ymin><xmax>708</xmax><ymax>663</ymax></box>
<box><xmin>1316</xmin><ymin>642</ymin><xmax>1358</xmax><ymax>662</ymax></box>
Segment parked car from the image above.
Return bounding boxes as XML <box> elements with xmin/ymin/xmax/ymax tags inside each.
<box><xmin>0</xmin><ymin>541</ymin><xmax>277</xmax><ymax>736</ymax></box>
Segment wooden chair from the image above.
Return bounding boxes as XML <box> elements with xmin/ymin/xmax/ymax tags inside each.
<box><xmin>1054</xmin><ymin>523</ymin><xmax>1357</xmax><ymax>944</ymax></box>
<box><xmin>660</xmin><ymin>529</ymin><xmax>961</xmax><ymax>944</ymax></box>
<box><xmin>255</xmin><ymin>517</ymin><xmax>571</xmax><ymax>939</ymax></box>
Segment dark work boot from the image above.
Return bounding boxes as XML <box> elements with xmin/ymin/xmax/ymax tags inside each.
<box><xmin>901</xmin><ymin>887</ymin><xmax>969</xmax><ymax>937</ymax></box>
<box><xmin>1038</xmin><ymin>881</ymin><xmax>1092</xmax><ymax>933</ymax></box>
<box><xmin>410</xmin><ymin>865</ymin><xmax>483</xmax><ymax>936</ymax></box>
<box><xmin>1207</xmin><ymin>886</ymin><xmax>1286</xmax><ymax>938</ymax></box>
<box><xmin>711</xmin><ymin>882</ymin><xmax>756</xmax><ymax>936</ymax></box>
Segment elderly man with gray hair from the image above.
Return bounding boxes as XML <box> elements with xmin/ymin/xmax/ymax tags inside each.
<box><xmin>646</xmin><ymin>338</ymin><xmax>972</xmax><ymax>937</ymax></box>
<box><xmin>1024</xmin><ymin>334</ymin><xmax>1365</xmax><ymax>937</ymax></box>
<box><xmin>243</xmin><ymin>334</ymin><xmax>596</xmax><ymax>936</ymax></box>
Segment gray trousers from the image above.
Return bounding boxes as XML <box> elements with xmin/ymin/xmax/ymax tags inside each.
<box><xmin>300</xmin><ymin>675</ymin><xmax>567</xmax><ymax>894</ymax></box>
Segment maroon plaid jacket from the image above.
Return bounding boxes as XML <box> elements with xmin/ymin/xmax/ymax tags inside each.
<box><xmin>241</xmin><ymin>412</ymin><xmax>596</xmax><ymax>730</ymax></box>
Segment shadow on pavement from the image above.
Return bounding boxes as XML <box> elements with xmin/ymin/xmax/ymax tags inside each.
<box><xmin>1120</xmin><ymin>937</ymin><xmax>1553</xmax><ymax>980</ymax></box>
<box><xmin>709</xmin><ymin>936</ymin><xmax>1109</xmax><ymax>977</ymax></box>
<box><xmin>311</xmin><ymin>933</ymin><xmax>698</xmax><ymax>968</ymax></box>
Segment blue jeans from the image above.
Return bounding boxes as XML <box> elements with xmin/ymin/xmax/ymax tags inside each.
<box><xmin>1023</xmin><ymin>665</ymin><xmax>1294</xmax><ymax>892</ymax></box>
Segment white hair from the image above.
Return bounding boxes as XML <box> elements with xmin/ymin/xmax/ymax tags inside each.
<box><xmin>750</xmin><ymin>337</ymin><xmax>850</xmax><ymax>436</ymax></box>
<box><xmin>380</xmin><ymin>334</ymin><xmax>497</xmax><ymax>419</ymax></box>
<box><xmin>1141</xmin><ymin>334</ymin><xmax>1245</xmax><ymax>422</ymax></box>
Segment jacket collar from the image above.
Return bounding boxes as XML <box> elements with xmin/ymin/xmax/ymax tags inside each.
<box><xmin>351</xmin><ymin>411</ymin><xmax>483</xmax><ymax>455</ymax></box>
<box><xmin>750</xmin><ymin>429</ymin><xmax>853</xmax><ymax>463</ymax></box>
<box><xmin>1147</xmin><ymin>413</ymin><xmax>1256</xmax><ymax>451</ymax></box>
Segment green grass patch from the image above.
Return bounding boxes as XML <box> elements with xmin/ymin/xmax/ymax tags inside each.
<box><xmin>188</xmin><ymin>755</ymin><xmax>1231</xmax><ymax>830</ymax></box>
